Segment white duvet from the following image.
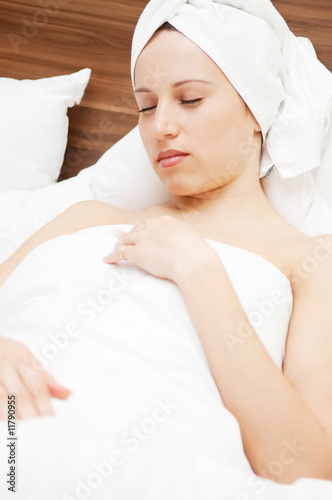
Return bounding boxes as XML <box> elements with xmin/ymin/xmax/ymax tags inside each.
<box><xmin>0</xmin><ymin>224</ymin><xmax>332</xmax><ymax>500</ymax></box>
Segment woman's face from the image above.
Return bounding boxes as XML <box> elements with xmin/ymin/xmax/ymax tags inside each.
<box><xmin>134</xmin><ymin>30</ymin><xmax>261</xmax><ymax>198</ymax></box>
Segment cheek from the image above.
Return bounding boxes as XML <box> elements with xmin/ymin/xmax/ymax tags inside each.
<box><xmin>196</xmin><ymin>101</ymin><xmax>233</xmax><ymax>139</ymax></box>
<box><xmin>195</xmin><ymin>111</ymin><xmax>248</xmax><ymax>169</ymax></box>
<box><xmin>192</xmin><ymin>109</ymin><xmax>230</xmax><ymax>155</ymax></box>
<box><xmin>139</xmin><ymin>121</ymin><xmax>153</xmax><ymax>158</ymax></box>
<box><xmin>204</xmin><ymin>103</ymin><xmax>249</xmax><ymax>148</ymax></box>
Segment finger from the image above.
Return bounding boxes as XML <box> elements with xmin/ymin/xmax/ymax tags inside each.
<box><xmin>104</xmin><ymin>237</ymin><xmax>137</xmax><ymax>264</ymax></box>
<box><xmin>117</xmin><ymin>229</ymin><xmax>141</xmax><ymax>246</ymax></box>
<box><xmin>104</xmin><ymin>223</ymin><xmax>148</xmax><ymax>264</ymax></box>
<box><xmin>0</xmin><ymin>363</ymin><xmax>40</xmax><ymax>419</ymax></box>
<box><xmin>118</xmin><ymin>244</ymin><xmax>136</xmax><ymax>263</ymax></box>
<box><xmin>127</xmin><ymin>223</ymin><xmax>144</xmax><ymax>233</ymax></box>
<box><xmin>42</xmin><ymin>371</ymin><xmax>72</xmax><ymax>400</ymax></box>
<box><xmin>117</xmin><ymin>225</ymin><xmax>142</xmax><ymax>240</ymax></box>
<box><xmin>17</xmin><ymin>364</ymin><xmax>54</xmax><ymax>417</ymax></box>
<box><xmin>104</xmin><ymin>244</ymin><xmax>131</xmax><ymax>264</ymax></box>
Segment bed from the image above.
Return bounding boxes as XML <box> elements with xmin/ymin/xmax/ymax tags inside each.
<box><xmin>0</xmin><ymin>1</ymin><xmax>332</xmax><ymax>499</ymax></box>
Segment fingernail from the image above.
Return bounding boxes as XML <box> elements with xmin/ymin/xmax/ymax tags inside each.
<box><xmin>56</xmin><ymin>383</ymin><xmax>72</xmax><ymax>392</ymax></box>
<box><xmin>59</xmin><ymin>387</ymin><xmax>72</xmax><ymax>397</ymax></box>
<box><xmin>104</xmin><ymin>250</ymin><xmax>117</xmax><ymax>264</ymax></box>
<box><xmin>52</xmin><ymin>377</ymin><xmax>71</xmax><ymax>389</ymax></box>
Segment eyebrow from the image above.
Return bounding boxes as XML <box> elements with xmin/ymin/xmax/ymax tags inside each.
<box><xmin>134</xmin><ymin>79</ymin><xmax>214</xmax><ymax>94</ymax></box>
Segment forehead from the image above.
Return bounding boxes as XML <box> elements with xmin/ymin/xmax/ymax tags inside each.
<box><xmin>134</xmin><ymin>30</ymin><xmax>223</xmax><ymax>86</ymax></box>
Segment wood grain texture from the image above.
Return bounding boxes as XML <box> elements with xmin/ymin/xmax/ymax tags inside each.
<box><xmin>273</xmin><ymin>0</ymin><xmax>332</xmax><ymax>69</ymax></box>
<box><xmin>0</xmin><ymin>0</ymin><xmax>331</xmax><ymax>180</ymax></box>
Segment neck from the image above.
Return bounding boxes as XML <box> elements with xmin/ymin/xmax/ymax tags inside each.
<box><xmin>165</xmin><ymin>174</ymin><xmax>273</xmax><ymax>222</ymax></box>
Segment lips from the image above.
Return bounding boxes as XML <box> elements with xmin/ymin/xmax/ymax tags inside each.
<box><xmin>156</xmin><ymin>149</ymin><xmax>189</xmax><ymax>168</ymax></box>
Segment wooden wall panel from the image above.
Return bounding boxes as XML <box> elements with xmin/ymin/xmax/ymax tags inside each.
<box><xmin>0</xmin><ymin>0</ymin><xmax>330</xmax><ymax>180</ymax></box>
<box><xmin>273</xmin><ymin>0</ymin><xmax>332</xmax><ymax>70</ymax></box>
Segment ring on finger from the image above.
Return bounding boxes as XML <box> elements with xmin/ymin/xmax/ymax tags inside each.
<box><xmin>120</xmin><ymin>245</ymin><xmax>127</xmax><ymax>261</ymax></box>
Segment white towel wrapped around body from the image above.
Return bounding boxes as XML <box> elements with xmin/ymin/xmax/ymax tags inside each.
<box><xmin>2</xmin><ymin>224</ymin><xmax>332</xmax><ymax>499</ymax></box>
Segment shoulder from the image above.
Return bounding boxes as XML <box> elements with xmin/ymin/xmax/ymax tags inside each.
<box><xmin>63</xmin><ymin>200</ymin><xmax>143</xmax><ymax>227</ymax></box>
<box><xmin>51</xmin><ymin>201</ymin><xmax>184</xmax><ymax>236</ymax></box>
<box><xmin>65</xmin><ymin>200</ymin><xmax>121</xmax><ymax>218</ymax></box>
<box><xmin>287</xmin><ymin>233</ymin><xmax>332</xmax><ymax>293</ymax></box>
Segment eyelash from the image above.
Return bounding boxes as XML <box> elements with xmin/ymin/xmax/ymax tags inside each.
<box><xmin>139</xmin><ymin>98</ymin><xmax>202</xmax><ymax>114</ymax></box>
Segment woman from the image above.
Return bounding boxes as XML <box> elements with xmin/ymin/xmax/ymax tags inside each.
<box><xmin>0</xmin><ymin>0</ymin><xmax>332</xmax><ymax>485</ymax></box>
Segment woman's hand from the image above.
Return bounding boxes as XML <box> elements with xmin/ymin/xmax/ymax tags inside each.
<box><xmin>103</xmin><ymin>215</ymin><xmax>218</xmax><ymax>284</ymax></box>
<box><xmin>0</xmin><ymin>337</ymin><xmax>71</xmax><ymax>419</ymax></box>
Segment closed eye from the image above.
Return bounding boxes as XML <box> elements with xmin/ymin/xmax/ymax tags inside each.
<box><xmin>139</xmin><ymin>98</ymin><xmax>203</xmax><ymax>114</ymax></box>
<box><xmin>139</xmin><ymin>105</ymin><xmax>156</xmax><ymax>114</ymax></box>
<box><xmin>181</xmin><ymin>98</ymin><xmax>202</xmax><ymax>105</ymax></box>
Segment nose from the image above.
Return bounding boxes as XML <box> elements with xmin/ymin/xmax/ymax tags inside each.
<box><xmin>152</xmin><ymin>102</ymin><xmax>180</xmax><ymax>140</ymax></box>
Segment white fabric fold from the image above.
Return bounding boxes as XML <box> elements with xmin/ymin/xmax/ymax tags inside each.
<box><xmin>0</xmin><ymin>224</ymin><xmax>297</xmax><ymax>499</ymax></box>
<box><xmin>131</xmin><ymin>0</ymin><xmax>332</xmax><ymax>179</ymax></box>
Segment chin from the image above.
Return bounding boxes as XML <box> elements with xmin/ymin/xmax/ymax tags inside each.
<box><xmin>163</xmin><ymin>180</ymin><xmax>202</xmax><ymax>197</ymax></box>
<box><xmin>157</xmin><ymin>169</ymin><xmax>208</xmax><ymax>197</ymax></box>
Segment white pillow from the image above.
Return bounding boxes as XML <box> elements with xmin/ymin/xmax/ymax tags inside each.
<box><xmin>0</xmin><ymin>169</ymin><xmax>94</xmax><ymax>263</ymax></box>
<box><xmin>0</xmin><ymin>68</ymin><xmax>91</xmax><ymax>192</ymax></box>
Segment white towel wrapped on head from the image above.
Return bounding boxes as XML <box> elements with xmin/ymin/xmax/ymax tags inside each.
<box><xmin>131</xmin><ymin>0</ymin><xmax>332</xmax><ymax>181</ymax></box>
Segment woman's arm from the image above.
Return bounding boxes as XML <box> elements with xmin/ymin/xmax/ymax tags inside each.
<box><xmin>176</xmin><ymin>243</ymin><xmax>332</xmax><ymax>483</ymax></box>
<box><xmin>105</xmin><ymin>217</ymin><xmax>332</xmax><ymax>483</ymax></box>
